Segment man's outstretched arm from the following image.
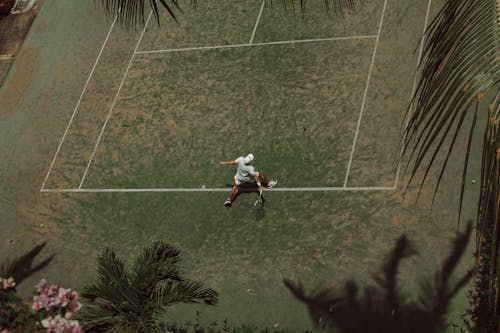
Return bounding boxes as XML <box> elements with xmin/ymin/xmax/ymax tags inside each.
<box><xmin>220</xmin><ymin>160</ymin><xmax>237</xmax><ymax>166</ymax></box>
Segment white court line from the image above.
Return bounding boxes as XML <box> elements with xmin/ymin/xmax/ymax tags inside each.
<box><xmin>135</xmin><ymin>35</ymin><xmax>377</xmax><ymax>54</ymax></box>
<box><xmin>78</xmin><ymin>11</ymin><xmax>153</xmax><ymax>189</ymax></box>
<box><xmin>40</xmin><ymin>16</ymin><xmax>117</xmax><ymax>192</ymax></box>
<box><xmin>343</xmin><ymin>0</ymin><xmax>388</xmax><ymax>187</ymax></box>
<box><xmin>41</xmin><ymin>186</ymin><xmax>396</xmax><ymax>193</ymax></box>
<box><xmin>249</xmin><ymin>0</ymin><xmax>265</xmax><ymax>44</ymax></box>
<box><xmin>393</xmin><ymin>0</ymin><xmax>432</xmax><ymax>188</ymax></box>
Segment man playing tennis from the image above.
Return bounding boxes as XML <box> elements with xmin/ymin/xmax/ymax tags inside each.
<box><xmin>220</xmin><ymin>153</ymin><xmax>277</xmax><ymax>207</ymax></box>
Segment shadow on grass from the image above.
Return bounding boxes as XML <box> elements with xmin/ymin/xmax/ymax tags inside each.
<box><xmin>285</xmin><ymin>221</ymin><xmax>474</xmax><ymax>333</ymax></box>
<box><xmin>0</xmin><ymin>242</ymin><xmax>55</xmax><ymax>285</ymax></box>
<box><xmin>226</xmin><ymin>183</ymin><xmax>266</xmax><ymax>221</ymax></box>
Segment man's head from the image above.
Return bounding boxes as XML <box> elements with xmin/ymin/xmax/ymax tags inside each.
<box><xmin>244</xmin><ymin>153</ymin><xmax>254</xmax><ymax>164</ymax></box>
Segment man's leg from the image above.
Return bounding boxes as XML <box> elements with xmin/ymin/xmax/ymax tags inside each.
<box><xmin>258</xmin><ymin>171</ymin><xmax>270</xmax><ymax>185</ymax></box>
<box><xmin>225</xmin><ymin>184</ymin><xmax>238</xmax><ymax>207</ymax></box>
<box><xmin>258</xmin><ymin>172</ymin><xmax>277</xmax><ymax>188</ymax></box>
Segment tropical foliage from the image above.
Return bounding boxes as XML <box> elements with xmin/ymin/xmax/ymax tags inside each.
<box><xmin>0</xmin><ymin>276</ymin><xmax>33</xmax><ymax>333</ymax></box>
<box><xmin>93</xmin><ymin>0</ymin><xmax>361</xmax><ymax>30</ymax></box>
<box><xmin>465</xmin><ymin>105</ymin><xmax>499</xmax><ymax>332</ymax></box>
<box><xmin>401</xmin><ymin>0</ymin><xmax>499</xmax><ymax>331</ymax></box>
<box><xmin>0</xmin><ymin>277</ymin><xmax>83</xmax><ymax>333</ymax></box>
<box><xmin>76</xmin><ymin>241</ymin><xmax>218</xmax><ymax>333</ymax></box>
<box><xmin>0</xmin><ymin>244</ymin><xmax>82</xmax><ymax>333</ymax></box>
<box><xmin>285</xmin><ymin>222</ymin><xmax>474</xmax><ymax>333</ymax></box>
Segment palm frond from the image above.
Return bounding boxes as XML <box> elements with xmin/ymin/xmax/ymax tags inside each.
<box><xmin>93</xmin><ymin>0</ymin><xmax>186</xmax><ymax>30</ymax></box>
<box><xmin>76</xmin><ymin>298</ymin><xmax>123</xmax><ymax>333</ymax></box>
<box><xmin>131</xmin><ymin>241</ymin><xmax>182</xmax><ymax>290</ymax></box>
<box><xmin>152</xmin><ymin>279</ymin><xmax>218</xmax><ymax>306</ymax></box>
<box><xmin>82</xmin><ymin>248</ymin><xmax>132</xmax><ymax>303</ymax></box>
<box><xmin>401</xmin><ymin>0</ymin><xmax>499</xmax><ymax>217</ymax></box>
<box><xmin>79</xmin><ymin>242</ymin><xmax>217</xmax><ymax>332</ymax></box>
<box><xmin>94</xmin><ymin>0</ymin><xmax>363</xmax><ymax>30</ymax></box>
<box><xmin>470</xmin><ymin>93</ymin><xmax>500</xmax><ymax>331</ymax></box>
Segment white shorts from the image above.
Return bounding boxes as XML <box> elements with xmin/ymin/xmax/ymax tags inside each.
<box><xmin>234</xmin><ymin>175</ymin><xmax>258</xmax><ymax>186</ymax></box>
<box><xmin>234</xmin><ymin>176</ymin><xmax>250</xmax><ymax>186</ymax></box>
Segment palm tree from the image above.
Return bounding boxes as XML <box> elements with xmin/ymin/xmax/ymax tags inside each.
<box><xmin>285</xmin><ymin>222</ymin><xmax>474</xmax><ymax>333</ymax></box>
<box><xmin>401</xmin><ymin>0</ymin><xmax>499</xmax><ymax>331</ymax></box>
<box><xmin>93</xmin><ymin>0</ymin><xmax>361</xmax><ymax>30</ymax></box>
<box><xmin>77</xmin><ymin>241</ymin><xmax>218</xmax><ymax>333</ymax></box>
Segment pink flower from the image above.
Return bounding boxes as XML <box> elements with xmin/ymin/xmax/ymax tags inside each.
<box><xmin>68</xmin><ymin>300</ymin><xmax>81</xmax><ymax>313</ymax></box>
<box><xmin>57</xmin><ymin>287</ymin><xmax>71</xmax><ymax>307</ymax></box>
<box><xmin>33</xmin><ymin>294</ymin><xmax>50</xmax><ymax>311</ymax></box>
<box><xmin>1</xmin><ymin>328</ymin><xmax>10</xmax><ymax>333</ymax></box>
<box><xmin>33</xmin><ymin>280</ymin><xmax>83</xmax><ymax>323</ymax></box>
<box><xmin>41</xmin><ymin>315</ymin><xmax>82</xmax><ymax>333</ymax></box>
<box><xmin>48</xmin><ymin>284</ymin><xmax>59</xmax><ymax>297</ymax></box>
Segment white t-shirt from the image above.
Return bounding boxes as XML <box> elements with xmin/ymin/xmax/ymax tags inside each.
<box><xmin>234</xmin><ymin>156</ymin><xmax>259</xmax><ymax>185</ymax></box>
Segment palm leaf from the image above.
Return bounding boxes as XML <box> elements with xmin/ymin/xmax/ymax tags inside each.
<box><xmin>78</xmin><ymin>241</ymin><xmax>217</xmax><ymax>332</ymax></box>
<box><xmin>472</xmin><ymin>93</ymin><xmax>500</xmax><ymax>330</ymax></box>
<box><xmin>402</xmin><ymin>1</ymin><xmax>500</xmax><ymax>330</ymax></box>
<box><xmin>152</xmin><ymin>279</ymin><xmax>218</xmax><ymax>306</ymax></box>
<box><xmin>94</xmin><ymin>0</ymin><xmax>362</xmax><ymax>30</ymax></box>
<box><xmin>401</xmin><ymin>0</ymin><xmax>499</xmax><ymax>219</ymax></box>
<box><xmin>93</xmin><ymin>0</ymin><xmax>186</xmax><ymax>30</ymax></box>
<box><xmin>82</xmin><ymin>248</ymin><xmax>132</xmax><ymax>302</ymax></box>
<box><xmin>76</xmin><ymin>298</ymin><xmax>124</xmax><ymax>333</ymax></box>
<box><xmin>131</xmin><ymin>241</ymin><xmax>183</xmax><ymax>291</ymax></box>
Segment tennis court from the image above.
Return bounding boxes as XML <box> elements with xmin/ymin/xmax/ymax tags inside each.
<box><xmin>40</xmin><ymin>0</ymin><xmax>427</xmax><ymax>192</ymax></box>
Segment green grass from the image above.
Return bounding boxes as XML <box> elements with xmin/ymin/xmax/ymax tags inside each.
<box><xmin>255</xmin><ymin>0</ymin><xmax>382</xmax><ymax>41</ymax></box>
<box><xmin>84</xmin><ymin>39</ymin><xmax>373</xmax><ymax>188</ymax></box>
<box><xmin>139</xmin><ymin>0</ymin><xmax>265</xmax><ymax>51</ymax></box>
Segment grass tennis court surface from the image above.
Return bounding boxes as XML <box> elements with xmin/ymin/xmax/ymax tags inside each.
<box><xmin>40</xmin><ymin>0</ymin><xmax>420</xmax><ymax>191</ymax></box>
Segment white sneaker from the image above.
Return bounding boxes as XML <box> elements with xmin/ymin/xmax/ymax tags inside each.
<box><xmin>267</xmin><ymin>180</ymin><xmax>278</xmax><ymax>188</ymax></box>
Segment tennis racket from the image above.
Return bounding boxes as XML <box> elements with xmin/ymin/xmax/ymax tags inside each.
<box><xmin>254</xmin><ymin>190</ymin><xmax>264</xmax><ymax>207</ymax></box>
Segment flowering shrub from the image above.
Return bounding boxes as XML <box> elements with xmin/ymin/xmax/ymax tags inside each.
<box><xmin>0</xmin><ymin>277</ymin><xmax>83</xmax><ymax>333</ymax></box>
<box><xmin>31</xmin><ymin>279</ymin><xmax>83</xmax><ymax>332</ymax></box>
<box><xmin>41</xmin><ymin>315</ymin><xmax>82</xmax><ymax>333</ymax></box>
<box><xmin>0</xmin><ymin>276</ymin><xmax>32</xmax><ymax>333</ymax></box>
<box><xmin>32</xmin><ymin>279</ymin><xmax>82</xmax><ymax>318</ymax></box>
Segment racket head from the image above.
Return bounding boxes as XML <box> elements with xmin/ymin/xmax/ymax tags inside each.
<box><xmin>254</xmin><ymin>193</ymin><xmax>264</xmax><ymax>206</ymax></box>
